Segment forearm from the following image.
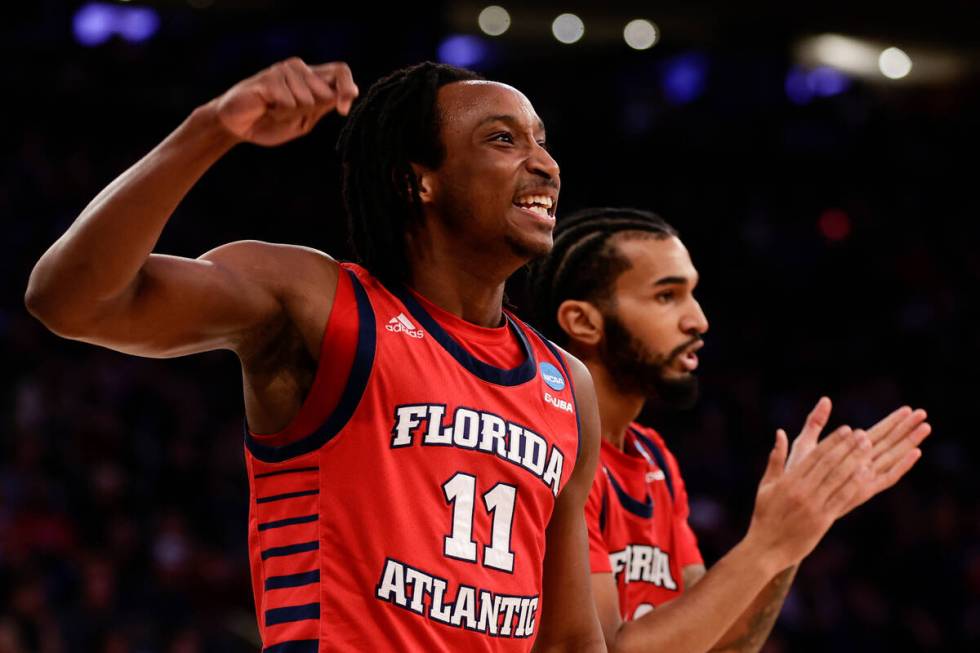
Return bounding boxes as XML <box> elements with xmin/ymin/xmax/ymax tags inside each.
<box><xmin>26</xmin><ymin>103</ymin><xmax>238</xmax><ymax>323</ymax></box>
<box><xmin>708</xmin><ymin>565</ymin><xmax>797</xmax><ymax>653</ymax></box>
<box><xmin>612</xmin><ymin>539</ymin><xmax>781</xmax><ymax>653</ymax></box>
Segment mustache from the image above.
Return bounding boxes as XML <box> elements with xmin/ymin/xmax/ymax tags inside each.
<box><xmin>665</xmin><ymin>336</ymin><xmax>704</xmax><ymax>363</ymax></box>
<box><xmin>514</xmin><ymin>180</ymin><xmax>559</xmax><ymax>195</ymax></box>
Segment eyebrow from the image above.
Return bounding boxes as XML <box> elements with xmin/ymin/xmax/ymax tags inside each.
<box><xmin>654</xmin><ymin>276</ymin><xmax>689</xmax><ymax>286</ymax></box>
<box><xmin>478</xmin><ymin>114</ymin><xmax>546</xmax><ymax>134</ymax></box>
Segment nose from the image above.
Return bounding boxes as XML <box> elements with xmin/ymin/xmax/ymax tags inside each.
<box><xmin>681</xmin><ymin>299</ymin><xmax>709</xmax><ymax>336</ymax></box>
<box><xmin>528</xmin><ymin>142</ymin><xmax>560</xmax><ymax>182</ymax></box>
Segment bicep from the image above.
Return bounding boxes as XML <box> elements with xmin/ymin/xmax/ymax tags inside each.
<box><xmin>78</xmin><ymin>241</ymin><xmax>334</xmax><ymax>359</ymax></box>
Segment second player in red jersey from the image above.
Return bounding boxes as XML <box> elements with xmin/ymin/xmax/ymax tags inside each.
<box><xmin>529</xmin><ymin>207</ymin><xmax>931</xmax><ymax>652</ymax></box>
<box><xmin>585</xmin><ymin>423</ymin><xmax>701</xmax><ymax>620</ymax></box>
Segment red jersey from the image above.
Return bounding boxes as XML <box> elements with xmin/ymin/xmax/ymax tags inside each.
<box><xmin>244</xmin><ymin>263</ymin><xmax>581</xmax><ymax>652</ymax></box>
<box><xmin>585</xmin><ymin>424</ymin><xmax>702</xmax><ymax>620</ymax></box>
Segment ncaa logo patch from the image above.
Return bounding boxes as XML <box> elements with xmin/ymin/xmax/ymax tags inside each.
<box><xmin>539</xmin><ymin>362</ymin><xmax>566</xmax><ymax>391</ymax></box>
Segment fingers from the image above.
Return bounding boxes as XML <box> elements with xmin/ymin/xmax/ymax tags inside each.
<box><xmin>761</xmin><ymin>429</ymin><xmax>789</xmax><ymax>484</ymax></box>
<box><xmin>873</xmin><ymin>448</ymin><xmax>923</xmax><ymax>493</ymax></box>
<box><xmin>296</xmin><ymin>61</ymin><xmax>337</xmax><ymax>104</ymax></box>
<box><xmin>825</xmin><ymin>456</ymin><xmax>873</xmax><ymax>516</ymax></box>
<box><xmin>872</xmin><ymin>419</ymin><xmax>931</xmax><ymax>473</ymax></box>
<box><xmin>259</xmin><ymin>67</ymin><xmax>297</xmax><ymax>113</ymax></box>
<box><xmin>872</xmin><ymin>409</ymin><xmax>929</xmax><ymax>462</ymax></box>
<box><xmin>811</xmin><ymin>428</ymin><xmax>871</xmax><ymax>506</ymax></box>
<box><xmin>786</xmin><ymin>396</ymin><xmax>831</xmax><ymax>470</ymax></box>
<box><xmin>263</xmin><ymin>58</ymin><xmax>353</xmax><ymax>110</ymax></box>
<box><xmin>795</xmin><ymin>424</ymin><xmax>853</xmax><ymax>479</ymax></box>
<box><xmin>803</xmin><ymin>396</ymin><xmax>832</xmax><ymax>436</ymax></box>
<box><xmin>865</xmin><ymin>405</ymin><xmax>912</xmax><ymax>445</ymax></box>
<box><xmin>281</xmin><ymin>59</ymin><xmax>316</xmax><ymax>108</ymax></box>
<box><xmin>313</xmin><ymin>62</ymin><xmax>359</xmax><ymax>115</ymax></box>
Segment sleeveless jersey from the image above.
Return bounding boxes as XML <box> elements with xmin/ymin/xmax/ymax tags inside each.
<box><xmin>243</xmin><ymin>263</ymin><xmax>581</xmax><ymax>652</ymax></box>
<box><xmin>584</xmin><ymin>424</ymin><xmax>702</xmax><ymax>621</ymax></box>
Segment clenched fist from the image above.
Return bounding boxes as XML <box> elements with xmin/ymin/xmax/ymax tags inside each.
<box><xmin>208</xmin><ymin>58</ymin><xmax>359</xmax><ymax>146</ymax></box>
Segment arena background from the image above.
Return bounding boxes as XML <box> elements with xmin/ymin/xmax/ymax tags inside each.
<box><xmin>3</xmin><ymin>2</ymin><xmax>979</xmax><ymax>651</ymax></box>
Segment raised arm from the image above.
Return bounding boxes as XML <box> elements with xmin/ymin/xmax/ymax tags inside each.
<box><xmin>25</xmin><ymin>59</ymin><xmax>358</xmax><ymax>358</ymax></box>
<box><xmin>532</xmin><ymin>354</ymin><xmax>607</xmax><ymax>652</ymax></box>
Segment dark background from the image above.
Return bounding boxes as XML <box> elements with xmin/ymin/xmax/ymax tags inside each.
<box><xmin>2</xmin><ymin>1</ymin><xmax>978</xmax><ymax>651</ymax></box>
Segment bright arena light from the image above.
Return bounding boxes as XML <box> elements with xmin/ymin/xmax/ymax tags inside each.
<box><xmin>623</xmin><ymin>19</ymin><xmax>658</xmax><ymax>50</ymax></box>
<box><xmin>72</xmin><ymin>2</ymin><xmax>160</xmax><ymax>46</ymax></box>
<box><xmin>438</xmin><ymin>34</ymin><xmax>489</xmax><ymax>68</ymax></box>
<box><xmin>879</xmin><ymin>47</ymin><xmax>912</xmax><ymax>79</ymax></box>
<box><xmin>552</xmin><ymin>13</ymin><xmax>584</xmax><ymax>44</ymax></box>
<box><xmin>806</xmin><ymin>34</ymin><xmax>880</xmax><ymax>76</ymax></box>
<box><xmin>478</xmin><ymin>6</ymin><xmax>510</xmax><ymax>36</ymax></box>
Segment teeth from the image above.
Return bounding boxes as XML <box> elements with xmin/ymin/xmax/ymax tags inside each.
<box><xmin>525</xmin><ymin>205</ymin><xmax>550</xmax><ymax>218</ymax></box>
<box><xmin>515</xmin><ymin>194</ymin><xmax>554</xmax><ymax>209</ymax></box>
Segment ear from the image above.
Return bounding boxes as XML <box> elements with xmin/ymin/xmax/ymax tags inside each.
<box><xmin>556</xmin><ymin>300</ymin><xmax>604</xmax><ymax>347</ymax></box>
<box><xmin>408</xmin><ymin>162</ymin><xmax>435</xmax><ymax>204</ymax></box>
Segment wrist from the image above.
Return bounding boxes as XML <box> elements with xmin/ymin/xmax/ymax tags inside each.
<box><xmin>736</xmin><ymin>527</ymin><xmax>793</xmax><ymax>579</ymax></box>
<box><xmin>187</xmin><ymin>101</ymin><xmax>244</xmax><ymax>150</ymax></box>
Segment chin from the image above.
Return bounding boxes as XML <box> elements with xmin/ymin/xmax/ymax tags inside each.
<box><xmin>504</xmin><ymin>232</ymin><xmax>554</xmax><ymax>261</ymax></box>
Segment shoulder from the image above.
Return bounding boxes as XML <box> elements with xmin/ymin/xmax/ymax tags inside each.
<box><xmin>542</xmin><ymin>341</ymin><xmax>593</xmax><ymax>395</ymax></box>
<box><xmin>201</xmin><ymin>242</ymin><xmax>345</xmax><ymax>360</ymax></box>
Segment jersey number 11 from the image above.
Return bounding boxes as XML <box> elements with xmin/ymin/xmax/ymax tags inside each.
<box><xmin>443</xmin><ymin>472</ymin><xmax>517</xmax><ymax>573</ymax></box>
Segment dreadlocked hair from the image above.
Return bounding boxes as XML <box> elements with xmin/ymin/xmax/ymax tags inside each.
<box><xmin>336</xmin><ymin>62</ymin><xmax>483</xmax><ymax>283</ymax></box>
<box><xmin>527</xmin><ymin>207</ymin><xmax>678</xmax><ymax>346</ymax></box>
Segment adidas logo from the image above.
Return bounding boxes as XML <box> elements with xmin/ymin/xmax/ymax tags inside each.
<box><xmin>645</xmin><ymin>470</ymin><xmax>665</xmax><ymax>483</ymax></box>
<box><xmin>385</xmin><ymin>313</ymin><xmax>424</xmax><ymax>339</ymax></box>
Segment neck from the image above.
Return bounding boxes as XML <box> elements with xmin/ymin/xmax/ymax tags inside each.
<box><xmin>406</xmin><ymin>228</ymin><xmax>521</xmax><ymax>328</ymax></box>
<box><xmin>582</xmin><ymin>356</ymin><xmax>646</xmax><ymax>451</ymax></box>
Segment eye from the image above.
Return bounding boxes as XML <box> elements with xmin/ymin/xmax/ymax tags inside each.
<box><xmin>491</xmin><ymin>132</ymin><xmax>514</xmax><ymax>144</ymax></box>
<box><xmin>655</xmin><ymin>290</ymin><xmax>675</xmax><ymax>304</ymax></box>
<box><xmin>537</xmin><ymin>140</ymin><xmax>549</xmax><ymax>151</ymax></box>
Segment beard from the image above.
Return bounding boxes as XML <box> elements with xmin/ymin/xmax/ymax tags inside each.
<box><xmin>599</xmin><ymin>311</ymin><xmax>701</xmax><ymax>410</ymax></box>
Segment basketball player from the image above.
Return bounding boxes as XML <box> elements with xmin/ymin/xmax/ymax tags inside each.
<box><xmin>527</xmin><ymin>208</ymin><xmax>931</xmax><ymax>652</ymax></box>
<box><xmin>25</xmin><ymin>59</ymin><xmax>607</xmax><ymax>651</ymax></box>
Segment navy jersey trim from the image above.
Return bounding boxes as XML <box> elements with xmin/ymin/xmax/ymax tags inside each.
<box><xmin>630</xmin><ymin>427</ymin><xmax>676</xmax><ymax>500</ymax></box>
<box><xmin>245</xmin><ymin>269</ymin><xmax>377</xmax><ymax>463</ymax></box>
<box><xmin>605</xmin><ymin>466</ymin><xmax>654</xmax><ymax>519</ymax></box>
<box><xmin>528</xmin><ymin>325</ymin><xmax>583</xmax><ymax>461</ymax></box>
<box><xmin>265</xmin><ymin>603</ymin><xmax>320</xmax><ymax>626</ymax></box>
<box><xmin>263</xmin><ymin>641</ymin><xmax>318</xmax><ymax>653</ymax></box>
<box><xmin>255</xmin><ymin>489</ymin><xmax>319</xmax><ymax>504</ymax></box>
<box><xmin>265</xmin><ymin>570</ymin><xmax>320</xmax><ymax>590</ymax></box>
<box><xmin>254</xmin><ymin>466</ymin><xmax>318</xmax><ymax>479</ymax></box>
<box><xmin>388</xmin><ymin>284</ymin><xmax>537</xmax><ymax>386</ymax></box>
<box><xmin>258</xmin><ymin>514</ymin><xmax>319</xmax><ymax>531</ymax></box>
<box><xmin>260</xmin><ymin>540</ymin><xmax>320</xmax><ymax>560</ymax></box>
<box><xmin>599</xmin><ymin>483</ymin><xmax>608</xmax><ymax>532</ymax></box>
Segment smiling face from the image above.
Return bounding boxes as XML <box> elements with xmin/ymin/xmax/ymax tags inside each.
<box><xmin>598</xmin><ymin>234</ymin><xmax>709</xmax><ymax>407</ymax></box>
<box><xmin>415</xmin><ymin>81</ymin><xmax>560</xmax><ymax>266</ymax></box>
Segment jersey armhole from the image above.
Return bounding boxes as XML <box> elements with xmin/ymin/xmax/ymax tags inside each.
<box><xmin>632</xmin><ymin>429</ymin><xmax>676</xmax><ymax>501</ymax></box>
<box><xmin>245</xmin><ymin>267</ymin><xmax>377</xmax><ymax>462</ymax></box>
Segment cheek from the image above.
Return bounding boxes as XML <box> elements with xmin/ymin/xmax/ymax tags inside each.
<box><xmin>622</xmin><ymin>309</ymin><xmax>674</xmax><ymax>353</ymax></box>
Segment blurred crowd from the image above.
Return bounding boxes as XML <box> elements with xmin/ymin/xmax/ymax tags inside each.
<box><xmin>2</xmin><ymin>3</ymin><xmax>978</xmax><ymax>652</ymax></box>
